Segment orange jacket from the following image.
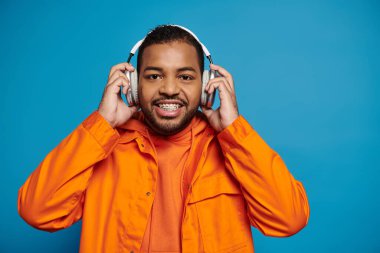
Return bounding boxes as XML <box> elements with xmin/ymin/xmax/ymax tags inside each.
<box><xmin>18</xmin><ymin>110</ymin><xmax>310</xmax><ymax>253</ymax></box>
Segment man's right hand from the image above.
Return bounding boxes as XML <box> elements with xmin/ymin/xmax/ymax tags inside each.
<box><xmin>98</xmin><ymin>62</ymin><xmax>138</xmax><ymax>128</ymax></box>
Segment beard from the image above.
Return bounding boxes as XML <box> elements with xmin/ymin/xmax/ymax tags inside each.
<box><xmin>141</xmin><ymin>102</ymin><xmax>199</xmax><ymax>136</ymax></box>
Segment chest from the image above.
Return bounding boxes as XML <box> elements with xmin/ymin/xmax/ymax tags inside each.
<box><xmin>87</xmin><ymin>137</ymin><xmax>236</xmax><ymax>203</ymax></box>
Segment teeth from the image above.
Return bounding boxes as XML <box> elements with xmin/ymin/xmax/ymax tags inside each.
<box><xmin>158</xmin><ymin>104</ymin><xmax>180</xmax><ymax>111</ymax></box>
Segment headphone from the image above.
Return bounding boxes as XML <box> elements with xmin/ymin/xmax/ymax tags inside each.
<box><xmin>124</xmin><ymin>24</ymin><xmax>217</xmax><ymax>108</ymax></box>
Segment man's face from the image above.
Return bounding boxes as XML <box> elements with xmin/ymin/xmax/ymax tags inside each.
<box><xmin>138</xmin><ymin>41</ymin><xmax>202</xmax><ymax>135</ymax></box>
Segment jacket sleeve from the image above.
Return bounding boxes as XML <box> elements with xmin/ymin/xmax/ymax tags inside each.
<box><xmin>17</xmin><ymin>110</ymin><xmax>120</xmax><ymax>232</ymax></box>
<box><xmin>216</xmin><ymin>115</ymin><xmax>310</xmax><ymax>237</ymax></box>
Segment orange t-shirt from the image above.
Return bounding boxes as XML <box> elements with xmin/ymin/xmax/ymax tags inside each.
<box><xmin>140</xmin><ymin>115</ymin><xmax>205</xmax><ymax>253</ymax></box>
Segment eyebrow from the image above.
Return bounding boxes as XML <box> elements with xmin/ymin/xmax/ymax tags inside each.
<box><xmin>143</xmin><ymin>66</ymin><xmax>197</xmax><ymax>73</ymax></box>
<box><xmin>177</xmin><ymin>67</ymin><xmax>197</xmax><ymax>73</ymax></box>
<box><xmin>143</xmin><ymin>66</ymin><xmax>163</xmax><ymax>72</ymax></box>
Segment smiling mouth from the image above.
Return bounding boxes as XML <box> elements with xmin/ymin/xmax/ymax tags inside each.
<box><xmin>154</xmin><ymin>99</ymin><xmax>185</xmax><ymax>111</ymax></box>
<box><xmin>157</xmin><ymin>104</ymin><xmax>181</xmax><ymax>111</ymax></box>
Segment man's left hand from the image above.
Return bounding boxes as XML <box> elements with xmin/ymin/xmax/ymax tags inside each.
<box><xmin>201</xmin><ymin>64</ymin><xmax>239</xmax><ymax>132</ymax></box>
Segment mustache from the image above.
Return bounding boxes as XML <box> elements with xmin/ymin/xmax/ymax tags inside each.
<box><xmin>152</xmin><ymin>96</ymin><xmax>188</xmax><ymax>106</ymax></box>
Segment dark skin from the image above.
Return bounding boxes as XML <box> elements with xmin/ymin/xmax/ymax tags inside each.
<box><xmin>138</xmin><ymin>41</ymin><xmax>203</xmax><ymax>135</ymax></box>
<box><xmin>98</xmin><ymin>41</ymin><xmax>239</xmax><ymax>134</ymax></box>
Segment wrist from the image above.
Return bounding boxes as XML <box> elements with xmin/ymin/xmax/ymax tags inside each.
<box><xmin>97</xmin><ymin>109</ymin><xmax>116</xmax><ymax>128</ymax></box>
<box><xmin>222</xmin><ymin>112</ymin><xmax>239</xmax><ymax>130</ymax></box>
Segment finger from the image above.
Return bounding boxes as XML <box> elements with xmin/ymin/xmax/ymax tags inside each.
<box><xmin>200</xmin><ymin>105</ymin><xmax>214</xmax><ymax>118</ymax></box>
<box><xmin>108</xmin><ymin>70</ymin><xmax>129</xmax><ymax>85</ymax></box>
<box><xmin>211</xmin><ymin>71</ymin><xmax>233</xmax><ymax>93</ymax></box>
<box><xmin>128</xmin><ymin>105</ymin><xmax>138</xmax><ymax>113</ymax></box>
<box><xmin>210</xmin><ymin>77</ymin><xmax>232</xmax><ymax>92</ymax></box>
<box><xmin>108</xmin><ymin>62</ymin><xmax>135</xmax><ymax>79</ymax></box>
<box><xmin>210</xmin><ymin>64</ymin><xmax>234</xmax><ymax>90</ymax></box>
<box><xmin>209</xmin><ymin>79</ymin><xmax>235</xmax><ymax>107</ymax></box>
<box><xmin>206</xmin><ymin>77</ymin><xmax>233</xmax><ymax>94</ymax></box>
<box><xmin>206</xmin><ymin>78</ymin><xmax>236</xmax><ymax>106</ymax></box>
<box><xmin>106</xmin><ymin>77</ymin><xmax>130</xmax><ymax>95</ymax></box>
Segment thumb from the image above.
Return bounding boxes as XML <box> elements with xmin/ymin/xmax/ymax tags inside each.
<box><xmin>201</xmin><ymin>105</ymin><xmax>213</xmax><ymax>118</ymax></box>
<box><xmin>129</xmin><ymin>105</ymin><xmax>138</xmax><ymax>114</ymax></box>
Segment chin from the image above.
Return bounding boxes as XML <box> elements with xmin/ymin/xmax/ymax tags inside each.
<box><xmin>142</xmin><ymin>105</ymin><xmax>198</xmax><ymax>136</ymax></box>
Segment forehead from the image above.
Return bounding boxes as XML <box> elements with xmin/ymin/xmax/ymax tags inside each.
<box><xmin>141</xmin><ymin>41</ymin><xmax>200</xmax><ymax>70</ymax></box>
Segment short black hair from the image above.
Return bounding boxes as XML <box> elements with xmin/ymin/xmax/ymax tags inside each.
<box><xmin>136</xmin><ymin>24</ymin><xmax>205</xmax><ymax>75</ymax></box>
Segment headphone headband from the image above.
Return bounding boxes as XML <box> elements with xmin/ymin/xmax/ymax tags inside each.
<box><xmin>127</xmin><ymin>24</ymin><xmax>213</xmax><ymax>64</ymax></box>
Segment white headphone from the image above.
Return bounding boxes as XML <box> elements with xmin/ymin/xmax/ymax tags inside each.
<box><xmin>124</xmin><ymin>24</ymin><xmax>217</xmax><ymax>108</ymax></box>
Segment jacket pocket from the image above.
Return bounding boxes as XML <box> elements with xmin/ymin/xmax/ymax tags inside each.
<box><xmin>188</xmin><ymin>173</ymin><xmax>242</xmax><ymax>203</ymax></box>
<box><xmin>188</xmin><ymin>173</ymin><xmax>252</xmax><ymax>252</ymax></box>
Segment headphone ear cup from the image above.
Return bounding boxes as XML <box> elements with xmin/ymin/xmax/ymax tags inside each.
<box><xmin>201</xmin><ymin>69</ymin><xmax>216</xmax><ymax>108</ymax></box>
<box><xmin>126</xmin><ymin>70</ymin><xmax>139</xmax><ymax>106</ymax></box>
<box><xmin>201</xmin><ymin>70</ymin><xmax>210</xmax><ymax>107</ymax></box>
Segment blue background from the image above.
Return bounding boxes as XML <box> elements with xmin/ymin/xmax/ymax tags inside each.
<box><xmin>1</xmin><ymin>0</ymin><xmax>379</xmax><ymax>252</ymax></box>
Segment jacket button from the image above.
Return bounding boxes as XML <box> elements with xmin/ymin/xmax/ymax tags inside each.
<box><xmin>146</xmin><ymin>192</ymin><xmax>151</xmax><ymax>196</ymax></box>
<box><xmin>130</xmin><ymin>251</ymin><xmax>134</xmax><ymax>253</ymax></box>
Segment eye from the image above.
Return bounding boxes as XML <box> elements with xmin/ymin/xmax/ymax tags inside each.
<box><xmin>147</xmin><ymin>74</ymin><xmax>162</xmax><ymax>80</ymax></box>
<box><xmin>179</xmin><ymin>75</ymin><xmax>194</xmax><ymax>81</ymax></box>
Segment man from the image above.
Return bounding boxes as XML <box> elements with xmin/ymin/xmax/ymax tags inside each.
<box><xmin>18</xmin><ymin>25</ymin><xmax>310</xmax><ymax>253</ymax></box>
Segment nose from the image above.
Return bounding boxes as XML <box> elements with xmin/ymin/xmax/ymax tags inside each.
<box><xmin>158</xmin><ymin>76</ymin><xmax>180</xmax><ymax>96</ymax></box>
